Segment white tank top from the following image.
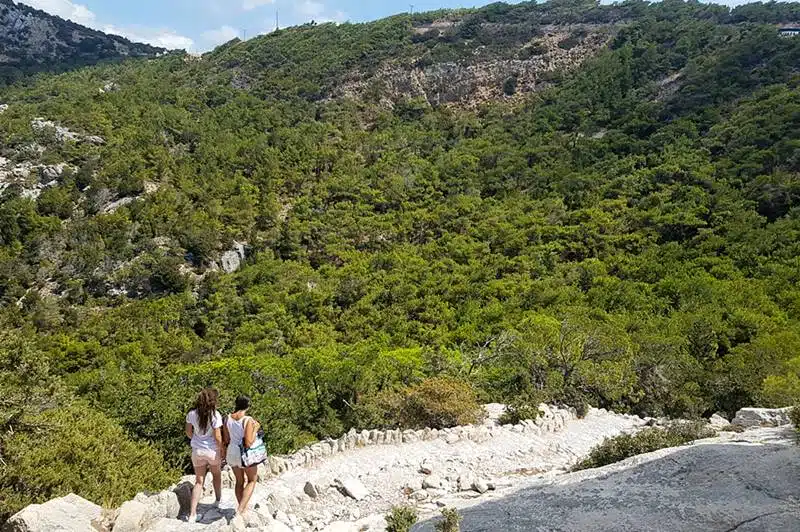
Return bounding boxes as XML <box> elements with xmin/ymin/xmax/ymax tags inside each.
<box><xmin>226</xmin><ymin>415</ymin><xmax>248</xmax><ymax>446</ymax></box>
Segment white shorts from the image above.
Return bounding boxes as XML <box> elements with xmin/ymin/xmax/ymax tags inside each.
<box><xmin>226</xmin><ymin>445</ymin><xmax>243</xmax><ymax>468</ymax></box>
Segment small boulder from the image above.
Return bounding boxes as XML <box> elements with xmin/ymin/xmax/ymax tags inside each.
<box><xmin>4</xmin><ymin>493</ymin><xmax>102</xmax><ymax>532</ymax></box>
<box><xmin>708</xmin><ymin>413</ymin><xmax>729</xmax><ymax>428</ymax></box>
<box><xmin>304</xmin><ymin>481</ymin><xmax>321</xmax><ymax>499</ymax></box>
<box><xmin>472</xmin><ymin>479</ymin><xmax>489</xmax><ymax>494</ymax></box>
<box><xmin>336</xmin><ymin>477</ymin><xmax>369</xmax><ymax>501</ymax></box>
<box><xmin>113</xmin><ymin>500</ymin><xmax>151</xmax><ymax>532</ymax></box>
<box><xmin>457</xmin><ymin>474</ymin><xmax>475</xmax><ymax>492</ymax></box>
<box><xmin>422</xmin><ymin>475</ymin><xmax>443</xmax><ymax>490</ymax></box>
<box><xmin>732</xmin><ymin>407</ymin><xmax>793</xmax><ymax>428</ymax></box>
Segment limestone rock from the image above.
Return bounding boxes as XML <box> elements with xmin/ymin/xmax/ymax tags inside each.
<box><xmin>100</xmin><ymin>82</ymin><xmax>120</xmax><ymax>93</ymax></box>
<box><xmin>262</xmin><ymin>520</ymin><xmax>294</xmax><ymax>532</ymax></box>
<box><xmin>143</xmin><ymin>517</ymin><xmax>211</xmax><ymax>531</ymax></box>
<box><xmin>471</xmin><ymin>479</ymin><xmax>489</xmax><ymax>494</ymax></box>
<box><xmin>304</xmin><ymin>481</ymin><xmax>320</xmax><ymax>499</ymax></box>
<box><xmin>221</xmin><ymin>241</ymin><xmax>246</xmax><ymax>273</ymax></box>
<box><xmin>4</xmin><ymin>493</ymin><xmax>102</xmax><ymax>532</ymax></box>
<box><xmin>457</xmin><ymin>474</ymin><xmax>475</xmax><ymax>492</ymax></box>
<box><xmin>336</xmin><ymin>477</ymin><xmax>369</xmax><ymax>501</ymax></box>
<box><xmin>422</xmin><ymin>475</ymin><xmax>443</xmax><ymax>489</ymax></box>
<box><xmin>242</xmin><ymin>510</ymin><xmax>264</xmax><ymax>528</ymax></box>
<box><xmin>732</xmin><ymin>407</ymin><xmax>793</xmax><ymax>428</ymax></box>
<box><xmin>134</xmin><ymin>490</ymin><xmax>180</xmax><ymax>520</ymax></box>
<box><xmin>230</xmin><ymin>514</ymin><xmax>246</xmax><ymax>532</ymax></box>
<box><xmin>405</xmin><ymin>478</ymin><xmax>423</xmax><ymax>492</ymax></box>
<box><xmin>113</xmin><ymin>500</ymin><xmax>152</xmax><ymax>532</ymax></box>
<box><xmin>419</xmin><ymin>461</ymin><xmax>434</xmax><ymax>474</ymax></box>
<box><xmin>413</xmin><ymin>429</ymin><xmax>800</xmax><ymax>531</ymax></box>
<box><xmin>708</xmin><ymin>413</ymin><xmax>729</xmax><ymax>428</ymax></box>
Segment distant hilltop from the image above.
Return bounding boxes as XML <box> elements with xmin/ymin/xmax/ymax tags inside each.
<box><xmin>0</xmin><ymin>0</ymin><xmax>164</xmax><ymax>85</ymax></box>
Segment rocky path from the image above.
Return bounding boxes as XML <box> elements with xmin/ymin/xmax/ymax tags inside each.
<box><xmin>170</xmin><ymin>406</ymin><xmax>647</xmax><ymax>532</ymax></box>
<box><xmin>8</xmin><ymin>406</ymin><xmax>795</xmax><ymax>532</ymax></box>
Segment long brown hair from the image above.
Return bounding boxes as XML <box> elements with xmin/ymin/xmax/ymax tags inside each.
<box><xmin>193</xmin><ymin>388</ymin><xmax>219</xmax><ymax>434</ymax></box>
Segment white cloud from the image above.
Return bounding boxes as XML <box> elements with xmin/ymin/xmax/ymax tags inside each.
<box><xmin>20</xmin><ymin>1</ymin><xmax>194</xmax><ymax>50</ymax></box>
<box><xmin>202</xmin><ymin>25</ymin><xmax>241</xmax><ymax>47</ymax></box>
<box><xmin>19</xmin><ymin>0</ymin><xmax>96</xmax><ymax>26</ymax></box>
<box><xmin>242</xmin><ymin>0</ymin><xmax>274</xmax><ymax>10</ymax></box>
<box><xmin>103</xmin><ymin>25</ymin><xmax>195</xmax><ymax>50</ymax></box>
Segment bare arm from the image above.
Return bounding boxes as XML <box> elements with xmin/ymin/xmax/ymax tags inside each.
<box><xmin>213</xmin><ymin>427</ymin><xmax>223</xmax><ymax>453</ymax></box>
<box><xmin>243</xmin><ymin>418</ymin><xmax>260</xmax><ymax>448</ymax></box>
<box><xmin>185</xmin><ymin>423</ymin><xmax>193</xmax><ymax>439</ymax></box>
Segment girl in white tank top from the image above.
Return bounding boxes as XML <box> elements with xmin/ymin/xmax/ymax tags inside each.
<box><xmin>222</xmin><ymin>396</ymin><xmax>260</xmax><ymax>516</ymax></box>
<box><xmin>225</xmin><ymin>415</ymin><xmax>247</xmax><ymax>467</ymax></box>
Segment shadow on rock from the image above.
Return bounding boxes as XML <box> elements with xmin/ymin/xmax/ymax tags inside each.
<box><xmin>413</xmin><ymin>441</ymin><xmax>800</xmax><ymax>532</ymax></box>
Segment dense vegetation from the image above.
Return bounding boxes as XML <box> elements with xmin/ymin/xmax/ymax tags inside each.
<box><xmin>1</xmin><ymin>0</ymin><xmax>800</xmax><ymax>520</ymax></box>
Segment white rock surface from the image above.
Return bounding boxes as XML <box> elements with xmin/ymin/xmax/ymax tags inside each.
<box><xmin>30</xmin><ymin>117</ymin><xmax>105</xmax><ymax>145</ymax></box>
<box><xmin>220</xmin><ymin>242</ymin><xmax>246</xmax><ymax>273</ymax></box>
<box><xmin>731</xmin><ymin>407</ymin><xmax>793</xmax><ymax>428</ymax></box>
<box><xmin>708</xmin><ymin>413</ymin><xmax>729</xmax><ymax>428</ymax></box>
<box><xmin>337</xmin><ymin>478</ymin><xmax>369</xmax><ymax>501</ymax></box>
<box><xmin>4</xmin><ymin>493</ymin><xmax>103</xmax><ymax>532</ymax></box>
<box><xmin>413</xmin><ymin>427</ymin><xmax>800</xmax><ymax>531</ymax></box>
<box><xmin>0</xmin><ymin>104</ymin><xmax>8</xmax><ymax>114</ymax></box>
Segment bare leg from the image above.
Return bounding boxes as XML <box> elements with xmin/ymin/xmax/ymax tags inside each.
<box><xmin>233</xmin><ymin>467</ymin><xmax>245</xmax><ymax>505</ymax></box>
<box><xmin>210</xmin><ymin>463</ymin><xmax>222</xmax><ymax>503</ymax></box>
<box><xmin>190</xmin><ymin>463</ymin><xmax>209</xmax><ymax>520</ymax></box>
<box><xmin>236</xmin><ymin>466</ymin><xmax>258</xmax><ymax>514</ymax></box>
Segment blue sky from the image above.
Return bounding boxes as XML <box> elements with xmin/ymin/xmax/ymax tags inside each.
<box><xmin>19</xmin><ymin>0</ymin><xmax>763</xmax><ymax>52</ymax></box>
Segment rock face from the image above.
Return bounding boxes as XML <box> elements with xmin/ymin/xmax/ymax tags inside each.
<box><xmin>335</xmin><ymin>25</ymin><xmax>612</xmax><ymax>108</ymax></box>
<box><xmin>414</xmin><ymin>427</ymin><xmax>800</xmax><ymax>531</ymax></box>
<box><xmin>220</xmin><ymin>242</ymin><xmax>247</xmax><ymax>273</ymax></box>
<box><xmin>3</xmin><ymin>493</ymin><xmax>102</xmax><ymax>532</ymax></box>
<box><xmin>731</xmin><ymin>407</ymin><xmax>793</xmax><ymax>428</ymax></box>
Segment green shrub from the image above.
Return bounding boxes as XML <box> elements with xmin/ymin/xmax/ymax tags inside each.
<box><xmin>498</xmin><ymin>395</ymin><xmax>541</xmax><ymax>425</ymax></box>
<box><xmin>398</xmin><ymin>377</ymin><xmax>482</xmax><ymax>429</ymax></box>
<box><xmin>434</xmin><ymin>507</ymin><xmax>462</xmax><ymax>532</ymax></box>
<box><xmin>386</xmin><ymin>505</ymin><xmax>418</xmax><ymax>532</ymax></box>
<box><xmin>502</xmin><ymin>75</ymin><xmax>518</xmax><ymax>96</ymax></box>
<box><xmin>573</xmin><ymin>421</ymin><xmax>716</xmax><ymax>471</ymax></box>
<box><xmin>0</xmin><ymin>402</ymin><xmax>177</xmax><ymax>521</ymax></box>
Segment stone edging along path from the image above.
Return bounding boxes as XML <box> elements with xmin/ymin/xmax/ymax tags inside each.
<box><xmin>253</xmin><ymin>403</ymin><xmax>577</xmax><ymax>480</ymax></box>
<box><xmin>5</xmin><ymin>404</ymin><xmax>649</xmax><ymax>532</ymax></box>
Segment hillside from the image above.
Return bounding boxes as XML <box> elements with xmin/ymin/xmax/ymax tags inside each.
<box><xmin>1</xmin><ymin>0</ymin><xmax>800</xmax><ymax>522</ymax></box>
<box><xmin>0</xmin><ymin>0</ymin><xmax>164</xmax><ymax>86</ymax></box>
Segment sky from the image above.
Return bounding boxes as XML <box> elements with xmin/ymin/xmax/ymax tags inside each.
<box><xmin>17</xmin><ymin>0</ymin><xmax>766</xmax><ymax>52</ymax></box>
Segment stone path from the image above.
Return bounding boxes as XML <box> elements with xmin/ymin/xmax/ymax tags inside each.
<box><xmin>165</xmin><ymin>406</ymin><xmax>647</xmax><ymax>532</ymax></box>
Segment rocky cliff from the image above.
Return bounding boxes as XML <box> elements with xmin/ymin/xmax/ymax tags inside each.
<box><xmin>335</xmin><ymin>24</ymin><xmax>614</xmax><ymax>107</ymax></box>
<box><xmin>0</xmin><ymin>0</ymin><xmax>163</xmax><ymax>84</ymax></box>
